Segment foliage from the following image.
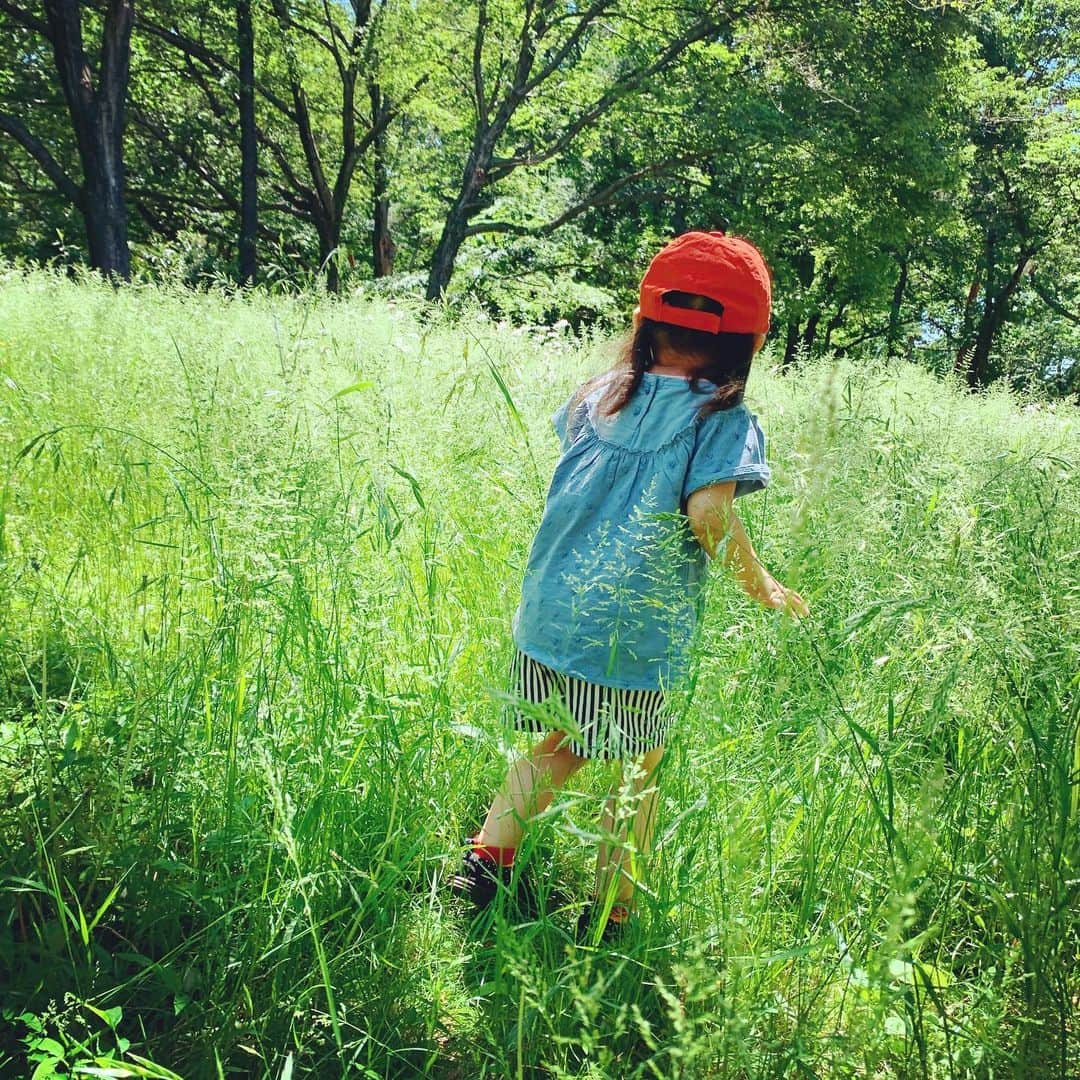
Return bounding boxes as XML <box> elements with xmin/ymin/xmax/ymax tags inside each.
<box><xmin>0</xmin><ymin>0</ymin><xmax>1078</xmax><ymax>390</ymax></box>
<box><xmin>0</xmin><ymin>272</ymin><xmax>1077</xmax><ymax>1076</ymax></box>
<box><xmin>4</xmin><ymin>1003</ymin><xmax>181</xmax><ymax>1079</ymax></box>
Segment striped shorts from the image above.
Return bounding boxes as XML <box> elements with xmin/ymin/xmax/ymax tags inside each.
<box><xmin>507</xmin><ymin>648</ymin><xmax>672</xmax><ymax>761</ymax></box>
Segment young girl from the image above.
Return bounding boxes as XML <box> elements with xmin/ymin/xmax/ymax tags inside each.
<box><xmin>451</xmin><ymin>231</ymin><xmax>808</xmax><ymax>941</ymax></box>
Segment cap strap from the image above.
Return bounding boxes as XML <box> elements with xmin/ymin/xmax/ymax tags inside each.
<box><xmin>639</xmin><ymin>284</ymin><xmax>724</xmax><ymax>334</ymax></box>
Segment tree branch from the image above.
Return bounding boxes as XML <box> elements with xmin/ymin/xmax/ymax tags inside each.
<box><xmin>831</xmin><ymin>322</ymin><xmax>891</xmax><ymax>355</ymax></box>
<box><xmin>488</xmin><ymin>15</ymin><xmax>717</xmax><ymax>182</ymax></box>
<box><xmin>261</xmin><ymin>134</ymin><xmax>319</xmax><ymax>213</ymax></box>
<box><xmin>524</xmin><ymin>0</ymin><xmax>616</xmax><ymax>93</ymax></box>
<box><xmin>278</xmin><ymin>5</ymin><xmax>341</xmax><ymax>70</ymax></box>
<box><xmin>269</xmin><ymin>0</ymin><xmax>334</xmax><ymax>219</ymax></box>
<box><xmin>268</xmin><ymin>179</ymin><xmax>318</xmax><ymax>219</ymax></box>
<box><xmin>473</xmin><ymin>0</ymin><xmax>487</xmax><ymax>122</ymax></box>
<box><xmin>0</xmin><ymin>0</ymin><xmax>51</xmax><ymax>37</ymax></box>
<box><xmin>1030</xmin><ymin>273</ymin><xmax>1080</xmax><ymax>326</ymax></box>
<box><xmin>0</xmin><ymin>110</ymin><xmax>83</xmax><ymax>207</ymax></box>
<box><xmin>182</xmin><ymin>54</ymin><xmax>232</xmax><ymax>121</ymax></box>
<box><xmin>129</xmin><ymin>109</ymin><xmax>238</xmax><ymax>209</ymax></box>
<box><xmin>0</xmin><ymin>152</ymin><xmax>60</xmax><ymax>198</ymax></box>
<box><xmin>464</xmin><ymin>156</ymin><xmax>692</xmax><ymax>239</ymax></box>
<box><xmin>137</xmin><ymin>16</ymin><xmax>298</xmax><ymax>120</ymax></box>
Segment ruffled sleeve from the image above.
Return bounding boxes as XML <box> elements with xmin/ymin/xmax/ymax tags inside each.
<box><xmin>682</xmin><ymin>406</ymin><xmax>771</xmax><ymax>505</ymax></box>
<box><xmin>551</xmin><ymin>391</ymin><xmax>587</xmax><ymax>451</ymax></box>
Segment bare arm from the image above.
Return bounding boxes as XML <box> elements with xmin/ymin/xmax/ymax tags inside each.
<box><xmin>685</xmin><ymin>482</ymin><xmax>809</xmax><ymax>617</ymax></box>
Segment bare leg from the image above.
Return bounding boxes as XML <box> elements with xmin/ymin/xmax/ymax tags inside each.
<box><xmin>594</xmin><ymin>745</ymin><xmax>665</xmax><ymax>909</ymax></box>
<box><xmin>476</xmin><ymin>730</ymin><xmax>588</xmax><ymax>850</ymax></box>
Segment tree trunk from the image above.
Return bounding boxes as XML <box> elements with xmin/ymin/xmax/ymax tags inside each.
<box><xmin>779</xmin><ymin>248</ymin><xmax>816</xmax><ymax>370</ymax></box>
<box><xmin>965</xmin><ymin>305</ymin><xmax>1000</xmax><ymax>388</ymax></box>
<box><xmin>83</xmin><ymin>141</ymin><xmax>130</xmax><ymax>277</ymax></box>
<box><xmin>420</xmin><ymin>3</ymin><xmax>717</xmax><ymax>300</ymax></box>
<box><xmin>958</xmin><ymin>247</ymin><xmax>1034</xmax><ymax>388</ymax></box>
<box><xmin>822</xmin><ymin>304</ymin><xmax>847</xmax><ymax>355</ymax></box>
<box><xmin>237</xmin><ymin>0</ymin><xmax>257</xmax><ymax>284</ymax></box>
<box><xmin>426</xmin><ymin>151</ymin><xmax>488</xmax><ymax>300</ymax></box>
<box><xmin>44</xmin><ymin>0</ymin><xmax>134</xmax><ymax>280</ymax></box>
<box><xmin>373</xmin><ymin>188</ymin><xmax>394</xmax><ymax>278</ymax></box>
<box><xmin>781</xmin><ymin>321</ymin><xmax>802</xmax><ymax>371</ymax></box>
<box><xmin>426</xmin><ymin>212</ymin><xmax>466</xmax><ymax>301</ymax></box>
<box><xmin>799</xmin><ymin>272</ymin><xmax>836</xmax><ymax>358</ymax></box>
<box><xmin>953</xmin><ymin>279</ymin><xmax>981</xmax><ymax>378</ymax></box>
<box><xmin>800</xmin><ymin>311</ymin><xmax>822</xmax><ymax>357</ymax></box>
<box><xmin>370</xmin><ymin>82</ymin><xmax>394</xmax><ymax>277</ymax></box>
<box><xmin>317</xmin><ymin>217</ymin><xmax>341</xmax><ymax>293</ymax></box>
<box><xmin>956</xmin><ymin>227</ymin><xmax>993</xmax><ymax>379</ymax></box>
<box><xmin>886</xmin><ymin>254</ymin><xmax>909</xmax><ymax>359</ymax></box>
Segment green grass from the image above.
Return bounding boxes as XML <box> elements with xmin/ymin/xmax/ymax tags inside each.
<box><xmin>0</xmin><ymin>266</ymin><xmax>1077</xmax><ymax>1078</ymax></box>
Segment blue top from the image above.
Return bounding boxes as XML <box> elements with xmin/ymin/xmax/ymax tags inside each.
<box><xmin>511</xmin><ymin>370</ymin><xmax>771</xmax><ymax>691</ymax></box>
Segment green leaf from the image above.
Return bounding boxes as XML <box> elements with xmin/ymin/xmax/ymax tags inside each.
<box><xmin>84</xmin><ymin>1004</ymin><xmax>123</xmax><ymax>1030</ymax></box>
<box><xmin>125</xmin><ymin>1052</ymin><xmax>185</xmax><ymax>1078</ymax></box>
<box><xmin>31</xmin><ymin>1057</ymin><xmax>61</xmax><ymax>1079</ymax></box>
<box><xmin>485</xmin><ymin>358</ymin><xmax>526</xmax><ymax>438</ymax></box>
<box><xmin>387</xmin><ymin>463</ymin><xmax>425</xmax><ymax>509</ymax></box>
<box><xmin>15</xmin><ymin>428</ymin><xmax>62</xmax><ymax>463</ymax></box>
<box><xmin>884</xmin><ymin>1013</ymin><xmax>906</xmax><ymax>1037</ymax></box>
<box><xmin>330</xmin><ymin>380</ymin><xmax>374</xmax><ymax>400</ymax></box>
<box><xmin>915</xmin><ymin>959</ymin><xmax>953</xmax><ymax>989</ymax></box>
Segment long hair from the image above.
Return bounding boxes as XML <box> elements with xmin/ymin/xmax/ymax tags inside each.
<box><xmin>573</xmin><ymin>292</ymin><xmax>757</xmax><ymax>423</ymax></box>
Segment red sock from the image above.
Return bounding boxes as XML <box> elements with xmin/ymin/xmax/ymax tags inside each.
<box><xmin>468</xmin><ymin>836</ymin><xmax>515</xmax><ymax>867</ymax></box>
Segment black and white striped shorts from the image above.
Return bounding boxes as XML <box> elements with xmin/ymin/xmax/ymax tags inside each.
<box><xmin>507</xmin><ymin>648</ymin><xmax>672</xmax><ymax>761</ymax></box>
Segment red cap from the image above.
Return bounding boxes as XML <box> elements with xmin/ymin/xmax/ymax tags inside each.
<box><xmin>638</xmin><ymin>231</ymin><xmax>771</xmax><ymax>334</ymax></box>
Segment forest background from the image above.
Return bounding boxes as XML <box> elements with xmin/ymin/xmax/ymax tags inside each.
<box><xmin>2</xmin><ymin>2</ymin><xmax>1080</xmax><ymax>1077</ymax></box>
<box><xmin>1</xmin><ymin>0</ymin><xmax>1078</xmax><ymax>394</ymax></box>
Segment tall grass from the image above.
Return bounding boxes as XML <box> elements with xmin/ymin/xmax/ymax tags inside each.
<box><xmin>0</xmin><ymin>267</ymin><xmax>1076</xmax><ymax>1078</ymax></box>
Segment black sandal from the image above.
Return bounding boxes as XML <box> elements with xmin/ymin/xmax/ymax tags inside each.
<box><xmin>575</xmin><ymin>900</ymin><xmax>634</xmax><ymax>945</ymax></box>
<box><xmin>447</xmin><ymin>842</ymin><xmax>538</xmax><ymax>917</ymax></box>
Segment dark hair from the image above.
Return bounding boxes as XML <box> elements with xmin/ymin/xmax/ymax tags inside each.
<box><xmin>574</xmin><ymin>292</ymin><xmax>757</xmax><ymax>422</ymax></box>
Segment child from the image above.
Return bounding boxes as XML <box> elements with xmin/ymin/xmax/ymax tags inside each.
<box><xmin>451</xmin><ymin>231</ymin><xmax>808</xmax><ymax>941</ymax></box>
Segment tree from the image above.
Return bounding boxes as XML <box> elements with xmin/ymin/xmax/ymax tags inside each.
<box><xmin>421</xmin><ymin>0</ymin><xmax>732</xmax><ymax>301</ymax></box>
<box><xmin>723</xmin><ymin>1</ymin><xmax>968</xmax><ymax>368</ymax></box>
<box><xmin>237</xmin><ymin>0</ymin><xmax>257</xmax><ymax>283</ymax></box>
<box><xmin>139</xmin><ymin>0</ymin><xmax>424</xmax><ymax>289</ymax></box>
<box><xmin>0</xmin><ymin>0</ymin><xmax>135</xmax><ymax>277</ymax></box>
<box><xmin>951</xmin><ymin>1</ymin><xmax>1080</xmax><ymax>387</ymax></box>
<box><xmin>369</xmin><ymin>81</ymin><xmax>393</xmax><ymax>276</ymax></box>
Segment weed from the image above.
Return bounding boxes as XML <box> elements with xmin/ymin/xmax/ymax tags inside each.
<box><xmin>0</xmin><ymin>269</ymin><xmax>1076</xmax><ymax>1077</ymax></box>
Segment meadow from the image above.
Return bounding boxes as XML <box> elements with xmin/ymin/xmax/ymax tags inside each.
<box><xmin>0</xmin><ymin>268</ymin><xmax>1077</xmax><ymax>1079</ymax></box>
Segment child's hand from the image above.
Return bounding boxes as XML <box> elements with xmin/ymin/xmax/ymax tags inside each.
<box><xmin>686</xmin><ymin>488</ymin><xmax>810</xmax><ymax>620</ymax></box>
<box><xmin>763</xmin><ymin>578</ymin><xmax>809</xmax><ymax>619</ymax></box>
